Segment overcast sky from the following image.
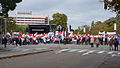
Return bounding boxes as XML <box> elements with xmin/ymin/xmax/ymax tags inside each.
<box><xmin>9</xmin><ymin>0</ymin><xmax>116</xmax><ymax>29</ymax></box>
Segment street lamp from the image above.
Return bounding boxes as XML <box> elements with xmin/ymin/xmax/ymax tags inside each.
<box><xmin>4</xmin><ymin>18</ymin><xmax>7</xmax><ymax>35</ymax></box>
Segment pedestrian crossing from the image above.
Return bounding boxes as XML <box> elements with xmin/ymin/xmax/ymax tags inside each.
<box><xmin>56</xmin><ymin>49</ymin><xmax>120</xmax><ymax>57</ymax></box>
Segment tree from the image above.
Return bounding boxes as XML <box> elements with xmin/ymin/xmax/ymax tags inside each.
<box><xmin>49</xmin><ymin>20</ymin><xmax>54</xmax><ymax>24</ymax></box>
<box><xmin>104</xmin><ymin>0</ymin><xmax>120</xmax><ymax>17</ymax></box>
<box><xmin>81</xmin><ymin>25</ymin><xmax>91</xmax><ymax>34</ymax></box>
<box><xmin>95</xmin><ymin>21</ymin><xmax>102</xmax><ymax>24</ymax></box>
<box><xmin>0</xmin><ymin>17</ymin><xmax>19</xmax><ymax>34</ymax></box>
<box><xmin>18</xmin><ymin>25</ymin><xmax>28</xmax><ymax>33</ymax></box>
<box><xmin>73</xmin><ymin>29</ymin><xmax>84</xmax><ymax>34</ymax></box>
<box><xmin>90</xmin><ymin>23</ymin><xmax>108</xmax><ymax>34</ymax></box>
<box><xmin>91</xmin><ymin>21</ymin><xmax>94</xmax><ymax>26</ymax></box>
<box><xmin>104</xmin><ymin>17</ymin><xmax>120</xmax><ymax>33</ymax></box>
<box><xmin>89</xmin><ymin>17</ymin><xmax>120</xmax><ymax>34</ymax></box>
<box><xmin>0</xmin><ymin>0</ymin><xmax>22</xmax><ymax>17</ymax></box>
<box><xmin>51</xmin><ymin>13</ymin><xmax>68</xmax><ymax>30</ymax></box>
<box><xmin>7</xmin><ymin>17</ymin><xmax>19</xmax><ymax>32</ymax></box>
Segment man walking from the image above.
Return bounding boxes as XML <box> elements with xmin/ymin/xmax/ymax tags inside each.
<box><xmin>114</xmin><ymin>38</ymin><xmax>119</xmax><ymax>51</ymax></box>
<box><xmin>18</xmin><ymin>37</ymin><xmax>22</xmax><ymax>46</ymax></box>
<box><xmin>2</xmin><ymin>35</ymin><xmax>7</xmax><ymax>48</ymax></box>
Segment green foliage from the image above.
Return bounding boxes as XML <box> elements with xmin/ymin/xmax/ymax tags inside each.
<box><xmin>18</xmin><ymin>25</ymin><xmax>28</xmax><ymax>33</ymax></box>
<box><xmin>0</xmin><ymin>17</ymin><xmax>28</xmax><ymax>34</ymax></box>
<box><xmin>117</xmin><ymin>22</ymin><xmax>120</xmax><ymax>34</ymax></box>
<box><xmin>0</xmin><ymin>18</ymin><xmax>4</xmax><ymax>34</ymax></box>
<box><xmin>73</xmin><ymin>29</ymin><xmax>84</xmax><ymax>34</ymax></box>
<box><xmin>91</xmin><ymin>21</ymin><xmax>94</xmax><ymax>26</ymax></box>
<box><xmin>0</xmin><ymin>0</ymin><xmax>22</xmax><ymax>17</ymax></box>
<box><xmin>104</xmin><ymin>17</ymin><xmax>117</xmax><ymax>26</ymax></box>
<box><xmin>51</xmin><ymin>13</ymin><xmax>68</xmax><ymax>30</ymax></box>
<box><xmin>90</xmin><ymin>23</ymin><xmax>108</xmax><ymax>34</ymax></box>
<box><xmin>7</xmin><ymin>17</ymin><xmax>19</xmax><ymax>32</ymax></box>
<box><xmin>95</xmin><ymin>21</ymin><xmax>102</xmax><ymax>24</ymax></box>
<box><xmin>104</xmin><ymin>17</ymin><xmax>120</xmax><ymax>34</ymax></box>
<box><xmin>90</xmin><ymin>17</ymin><xmax>120</xmax><ymax>34</ymax></box>
<box><xmin>104</xmin><ymin>0</ymin><xmax>120</xmax><ymax>16</ymax></box>
<box><xmin>49</xmin><ymin>20</ymin><xmax>54</xmax><ymax>24</ymax></box>
<box><xmin>0</xmin><ymin>17</ymin><xmax>19</xmax><ymax>34</ymax></box>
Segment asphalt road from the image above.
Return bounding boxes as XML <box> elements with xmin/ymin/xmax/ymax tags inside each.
<box><xmin>0</xmin><ymin>44</ymin><xmax>120</xmax><ymax>68</ymax></box>
<box><xmin>0</xmin><ymin>49</ymin><xmax>109</xmax><ymax>68</ymax></box>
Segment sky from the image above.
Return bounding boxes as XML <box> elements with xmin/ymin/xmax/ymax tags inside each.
<box><xmin>9</xmin><ymin>0</ymin><xmax>116</xmax><ymax>29</ymax></box>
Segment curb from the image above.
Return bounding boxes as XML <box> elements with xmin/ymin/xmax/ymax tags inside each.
<box><xmin>0</xmin><ymin>50</ymin><xmax>53</xmax><ymax>60</ymax></box>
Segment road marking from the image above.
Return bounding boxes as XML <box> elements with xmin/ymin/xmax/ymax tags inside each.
<box><xmin>35</xmin><ymin>48</ymin><xmax>47</xmax><ymax>50</ymax></box>
<box><xmin>22</xmin><ymin>49</ymin><xmax>30</xmax><ymax>52</ymax></box>
<box><xmin>12</xmin><ymin>47</ymin><xmax>20</xmax><ymax>50</ymax></box>
<box><xmin>57</xmin><ymin>49</ymin><xmax>70</xmax><ymax>53</ymax></box>
<box><xmin>82</xmin><ymin>50</ymin><xmax>96</xmax><ymax>56</ymax></box>
<box><xmin>98</xmin><ymin>51</ymin><xmax>105</xmax><ymax>54</ymax></box>
<box><xmin>78</xmin><ymin>50</ymin><xmax>88</xmax><ymax>53</ymax></box>
<box><xmin>68</xmin><ymin>49</ymin><xmax>80</xmax><ymax>52</ymax></box>
<box><xmin>111</xmin><ymin>54</ymin><xmax>117</xmax><ymax>57</ymax></box>
<box><xmin>118</xmin><ymin>52</ymin><xmax>120</xmax><ymax>55</ymax></box>
<box><xmin>108</xmin><ymin>51</ymin><xmax>115</xmax><ymax>54</ymax></box>
<box><xmin>56</xmin><ymin>48</ymin><xmax>120</xmax><ymax>56</ymax></box>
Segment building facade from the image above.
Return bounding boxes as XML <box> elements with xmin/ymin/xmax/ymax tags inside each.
<box><xmin>9</xmin><ymin>12</ymin><xmax>56</xmax><ymax>33</ymax></box>
<box><xmin>9</xmin><ymin>12</ymin><xmax>49</xmax><ymax>25</ymax></box>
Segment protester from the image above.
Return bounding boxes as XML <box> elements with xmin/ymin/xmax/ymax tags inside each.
<box><xmin>108</xmin><ymin>38</ymin><xmax>114</xmax><ymax>51</ymax></box>
<box><xmin>90</xmin><ymin>36</ymin><xmax>94</xmax><ymax>47</ymax></box>
<box><xmin>95</xmin><ymin>38</ymin><xmax>100</xmax><ymax>48</ymax></box>
<box><xmin>14</xmin><ymin>38</ymin><xmax>19</xmax><ymax>46</ymax></box>
<box><xmin>2</xmin><ymin>35</ymin><xmax>7</xmax><ymax>48</ymax></box>
<box><xmin>104</xmin><ymin>37</ymin><xmax>108</xmax><ymax>45</ymax></box>
<box><xmin>113</xmin><ymin>38</ymin><xmax>119</xmax><ymax>51</ymax></box>
<box><xmin>18</xmin><ymin>37</ymin><xmax>22</xmax><ymax>46</ymax></box>
<box><xmin>2</xmin><ymin>31</ymin><xmax>119</xmax><ymax>52</ymax></box>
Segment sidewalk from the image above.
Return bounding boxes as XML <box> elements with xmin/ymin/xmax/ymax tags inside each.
<box><xmin>0</xmin><ymin>45</ymin><xmax>53</xmax><ymax>60</ymax></box>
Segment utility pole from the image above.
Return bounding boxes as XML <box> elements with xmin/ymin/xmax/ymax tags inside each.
<box><xmin>4</xmin><ymin>18</ymin><xmax>7</xmax><ymax>35</ymax></box>
<box><xmin>114</xmin><ymin>23</ymin><xmax>117</xmax><ymax>35</ymax></box>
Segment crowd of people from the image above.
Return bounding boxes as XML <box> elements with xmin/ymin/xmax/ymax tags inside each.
<box><xmin>75</xmin><ymin>34</ymin><xmax>120</xmax><ymax>51</ymax></box>
<box><xmin>1</xmin><ymin>31</ymin><xmax>120</xmax><ymax>51</ymax></box>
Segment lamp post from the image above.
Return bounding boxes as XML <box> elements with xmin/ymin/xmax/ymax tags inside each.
<box><xmin>4</xmin><ymin>18</ymin><xmax>7</xmax><ymax>35</ymax></box>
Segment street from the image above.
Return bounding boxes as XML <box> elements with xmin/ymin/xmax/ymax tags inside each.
<box><xmin>0</xmin><ymin>0</ymin><xmax>120</xmax><ymax>68</ymax></box>
<box><xmin>0</xmin><ymin>44</ymin><xmax>120</xmax><ymax>68</ymax></box>
<box><xmin>0</xmin><ymin>49</ymin><xmax>106</xmax><ymax>68</ymax></box>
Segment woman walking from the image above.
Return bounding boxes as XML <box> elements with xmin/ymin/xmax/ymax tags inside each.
<box><xmin>90</xmin><ymin>37</ymin><xmax>94</xmax><ymax>47</ymax></box>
